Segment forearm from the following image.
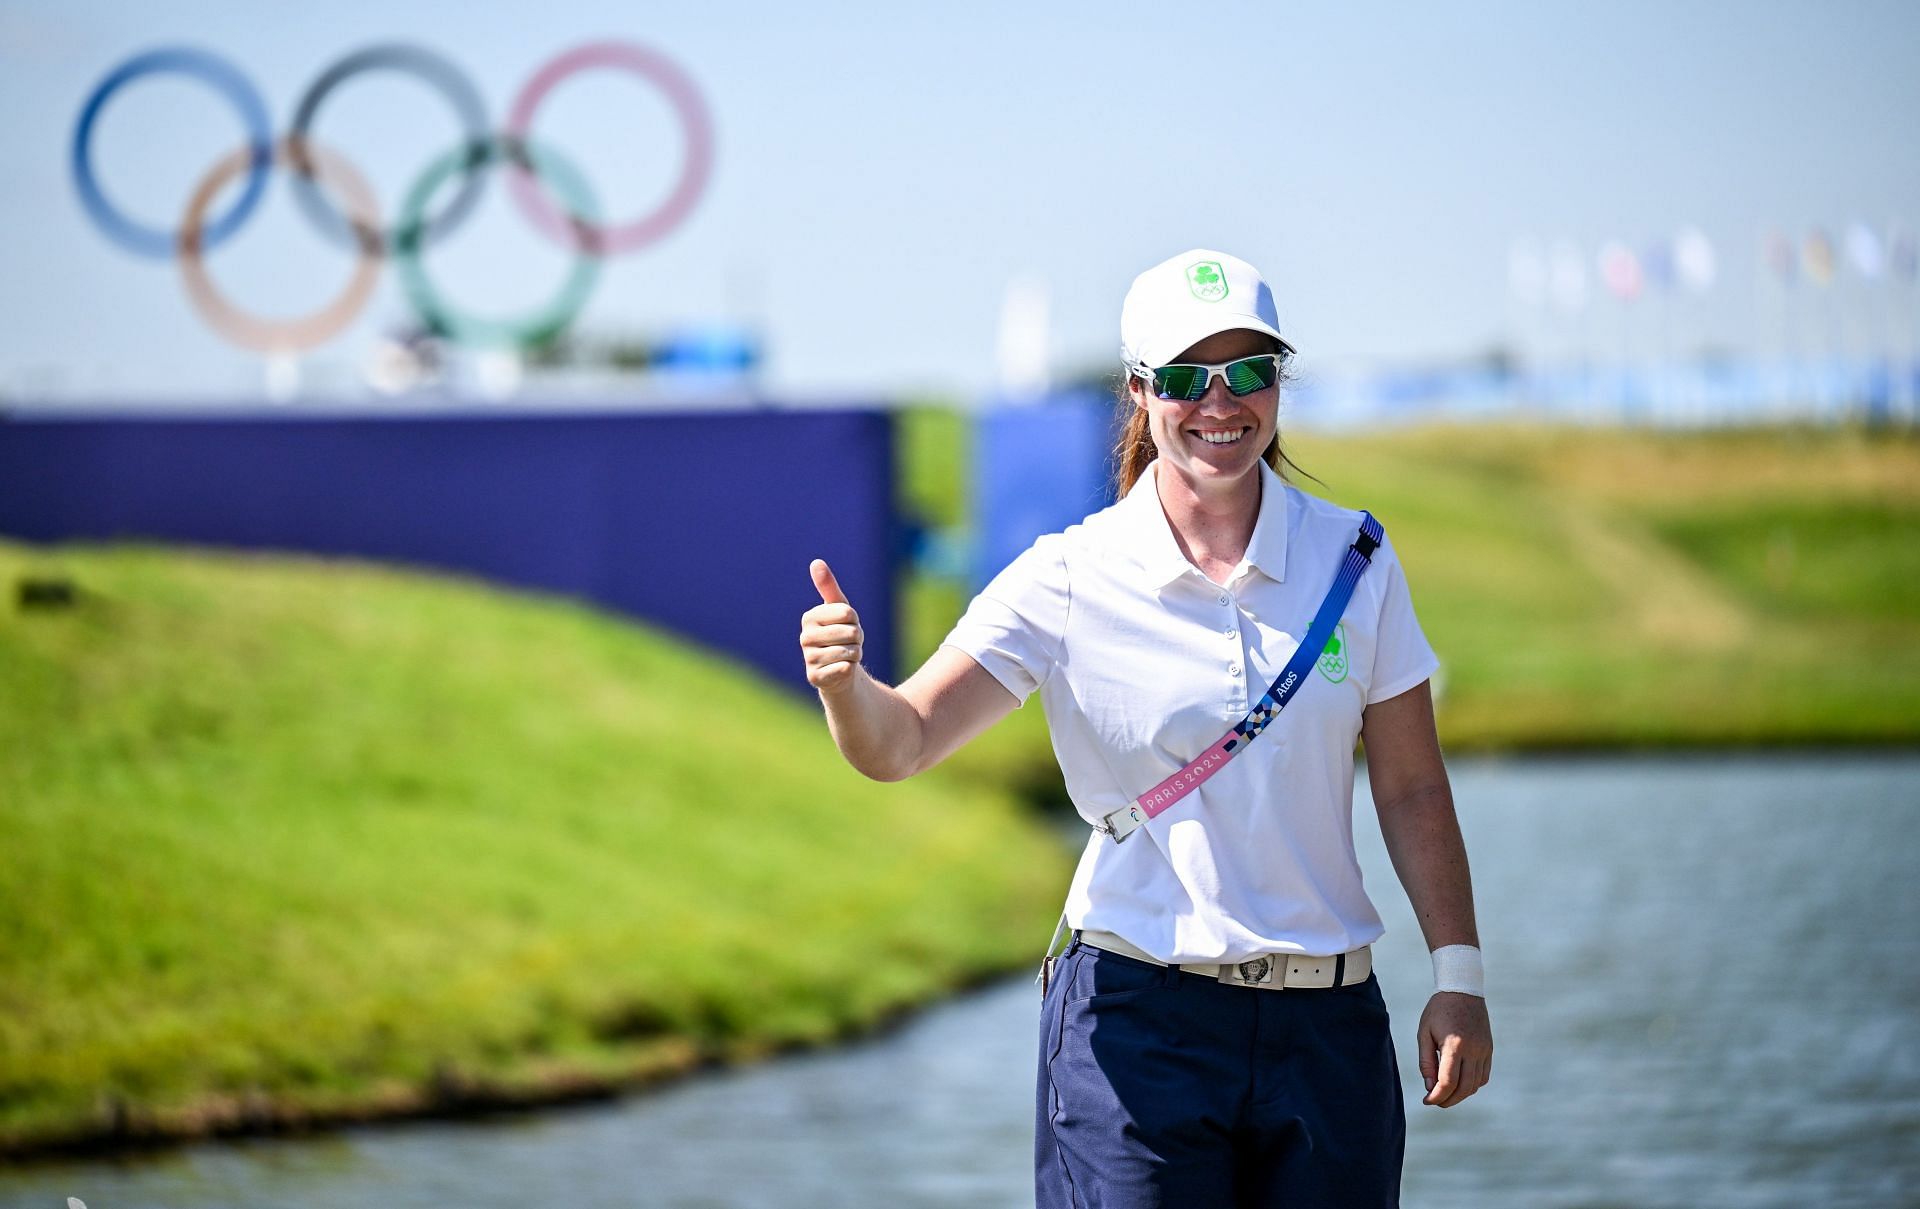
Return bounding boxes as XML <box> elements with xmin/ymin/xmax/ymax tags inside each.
<box><xmin>1375</xmin><ymin>781</ymin><xmax>1480</xmax><ymax>952</ymax></box>
<box><xmin>818</xmin><ymin>666</ymin><xmax>924</xmax><ymax>782</ymax></box>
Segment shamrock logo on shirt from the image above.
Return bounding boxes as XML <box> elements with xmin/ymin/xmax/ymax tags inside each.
<box><xmin>1317</xmin><ymin>622</ymin><xmax>1350</xmax><ymax>683</ymax></box>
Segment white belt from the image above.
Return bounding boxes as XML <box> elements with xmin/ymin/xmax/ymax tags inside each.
<box><xmin>1079</xmin><ymin>928</ymin><xmax>1372</xmax><ymax>991</ymax></box>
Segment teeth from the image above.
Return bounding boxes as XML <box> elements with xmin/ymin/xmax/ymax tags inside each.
<box><xmin>1194</xmin><ymin>428</ymin><xmax>1246</xmax><ymax>445</ymax></box>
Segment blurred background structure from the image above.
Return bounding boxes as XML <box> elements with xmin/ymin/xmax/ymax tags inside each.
<box><xmin>1</xmin><ymin>3</ymin><xmax>1916</xmax><ymax>1207</ymax></box>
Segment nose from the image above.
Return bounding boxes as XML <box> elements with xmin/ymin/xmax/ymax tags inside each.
<box><xmin>1195</xmin><ymin>374</ymin><xmax>1242</xmax><ymax>412</ymax></box>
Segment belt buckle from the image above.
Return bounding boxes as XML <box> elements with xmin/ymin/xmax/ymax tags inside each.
<box><xmin>1217</xmin><ymin>955</ymin><xmax>1279</xmax><ymax>988</ymax></box>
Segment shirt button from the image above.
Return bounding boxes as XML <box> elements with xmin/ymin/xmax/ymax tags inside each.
<box><xmin>1229</xmin><ymin>664</ymin><xmax>1242</xmax><ymax>677</ymax></box>
<box><xmin>1218</xmin><ymin>594</ymin><xmax>1230</xmax><ymax>605</ymax></box>
<box><xmin>1226</xmin><ymin>629</ymin><xmax>1237</xmax><ymax>639</ymax></box>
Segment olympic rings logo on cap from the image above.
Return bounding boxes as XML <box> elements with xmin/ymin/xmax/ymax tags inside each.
<box><xmin>70</xmin><ymin>40</ymin><xmax>714</xmax><ymax>355</ymax></box>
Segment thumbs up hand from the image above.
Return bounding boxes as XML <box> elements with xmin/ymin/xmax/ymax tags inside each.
<box><xmin>801</xmin><ymin>558</ymin><xmax>864</xmax><ymax>695</ymax></box>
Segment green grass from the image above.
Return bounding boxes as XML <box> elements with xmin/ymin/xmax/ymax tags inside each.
<box><xmin>896</xmin><ymin>402</ymin><xmax>970</xmax><ymax>530</ymax></box>
<box><xmin>0</xmin><ymin>540</ymin><xmax>1072</xmax><ymax>1157</ymax></box>
<box><xmin>893</xmin><ymin>419</ymin><xmax>1920</xmax><ymax>786</ymax></box>
<box><xmin>1646</xmin><ymin>500</ymin><xmax>1920</xmax><ymax>625</ymax></box>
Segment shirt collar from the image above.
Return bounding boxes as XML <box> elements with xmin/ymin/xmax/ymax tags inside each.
<box><xmin>1122</xmin><ymin>456</ymin><xmax>1290</xmax><ymax>590</ymax></box>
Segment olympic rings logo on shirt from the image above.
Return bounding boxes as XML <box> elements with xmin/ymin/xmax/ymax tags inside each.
<box><xmin>70</xmin><ymin>40</ymin><xmax>714</xmax><ymax>354</ymax></box>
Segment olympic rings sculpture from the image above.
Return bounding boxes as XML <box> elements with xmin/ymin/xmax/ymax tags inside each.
<box><xmin>71</xmin><ymin>40</ymin><xmax>713</xmax><ymax>354</ymax></box>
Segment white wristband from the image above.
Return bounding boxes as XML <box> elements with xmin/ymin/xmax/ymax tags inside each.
<box><xmin>1431</xmin><ymin>944</ymin><xmax>1485</xmax><ymax>997</ymax></box>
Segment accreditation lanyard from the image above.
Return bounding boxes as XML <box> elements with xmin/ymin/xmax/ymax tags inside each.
<box><xmin>1094</xmin><ymin>511</ymin><xmax>1385</xmax><ymax>843</ymax></box>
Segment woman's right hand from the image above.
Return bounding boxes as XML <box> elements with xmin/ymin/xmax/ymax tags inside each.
<box><xmin>801</xmin><ymin>558</ymin><xmax>864</xmax><ymax>696</ymax></box>
<box><xmin>801</xmin><ymin>558</ymin><xmax>1020</xmax><ymax>780</ymax></box>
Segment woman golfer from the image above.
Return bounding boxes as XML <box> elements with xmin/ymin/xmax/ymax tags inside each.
<box><xmin>800</xmin><ymin>247</ymin><xmax>1490</xmax><ymax>1207</ymax></box>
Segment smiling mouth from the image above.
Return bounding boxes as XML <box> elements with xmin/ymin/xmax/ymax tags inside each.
<box><xmin>1189</xmin><ymin>426</ymin><xmax>1252</xmax><ymax>446</ymax></box>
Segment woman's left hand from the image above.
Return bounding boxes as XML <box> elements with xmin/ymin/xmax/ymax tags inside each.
<box><xmin>1417</xmin><ymin>992</ymin><xmax>1492</xmax><ymax>1107</ymax></box>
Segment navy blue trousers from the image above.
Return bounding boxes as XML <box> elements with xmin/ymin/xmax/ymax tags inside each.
<box><xmin>1036</xmin><ymin>934</ymin><xmax>1405</xmax><ymax>1208</ymax></box>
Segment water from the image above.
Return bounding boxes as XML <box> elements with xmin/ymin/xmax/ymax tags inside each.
<box><xmin>4</xmin><ymin>753</ymin><xmax>1916</xmax><ymax>1208</ymax></box>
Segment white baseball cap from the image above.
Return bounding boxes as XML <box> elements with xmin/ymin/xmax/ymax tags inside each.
<box><xmin>1120</xmin><ymin>248</ymin><xmax>1296</xmax><ymax>370</ymax></box>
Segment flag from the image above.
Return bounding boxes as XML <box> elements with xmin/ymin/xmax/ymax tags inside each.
<box><xmin>1674</xmin><ymin>226</ymin><xmax>1715</xmax><ymax>293</ymax></box>
<box><xmin>1802</xmin><ymin>228</ymin><xmax>1836</xmax><ymax>287</ymax></box>
<box><xmin>1845</xmin><ymin>221</ymin><xmax>1885</xmax><ymax>280</ymax></box>
<box><xmin>1888</xmin><ymin>225</ymin><xmax>1918</xmax><ymax>283</ymax></box>
<box><xmin>1598</xmin><ymin>240</ymin><xmax>1643</xmax><ymax>302</ymax></box>
<box><xmin>1763</xmin><ymin>229</ymin><xmax>1797</xmax><ymax>287</ymax></box>
<box><xmin>1641</xmin><ymin>237</ymin><xmax>1675</xmax><ymax>293</ymax></box>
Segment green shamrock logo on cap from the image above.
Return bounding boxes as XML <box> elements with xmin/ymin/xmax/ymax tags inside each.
<box><xmin>1186</xmin><ymin>260</ymin><xmax>1229</xmax><ymax>302</ymax></box>
<box><xmin>1317</xmin><ymin>623</ymin><xmax>1349</xmax><ymax>683</ymax></box>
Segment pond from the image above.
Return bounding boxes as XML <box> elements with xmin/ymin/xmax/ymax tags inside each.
<box><xmin>4</xmin><ymin>752</ymin><xmax>1915</xmax><ymax>1208</ymax></box>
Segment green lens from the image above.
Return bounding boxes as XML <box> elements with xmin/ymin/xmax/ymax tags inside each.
<box><xmin>1224</xmin><ymin>355</ymin><xmax>1278</xmax><ymax>395</ymax></box>
<box><xmin>1152</xmin><ymin>364</ymin><xmax>1207</xmax><ymax>400</ymax></box>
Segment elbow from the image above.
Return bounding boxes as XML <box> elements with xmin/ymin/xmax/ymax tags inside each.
<box><xmin>837</xmin><ymin>690</ymin><xmax>932</xmax><ymax>783</ymax></box>
<box><xmin>849</xmin><ymin>749</ymin><xmax>919</xmax><ymax>784</ymax></box>
<box><xmin>871</xmin><ymin>706</ymin><xmax>933</xmax><ymax>783</ymax></box>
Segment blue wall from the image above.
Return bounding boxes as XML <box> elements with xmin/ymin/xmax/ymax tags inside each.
<box><xmin>971</xmin><ymin>389</ymin><xmax>1122</xmax><ymax>591</ymax></box>
<box><xmin>0</xmin><ymin>406</ymin><xmax>897</xmax><ymax>695</ymax></box>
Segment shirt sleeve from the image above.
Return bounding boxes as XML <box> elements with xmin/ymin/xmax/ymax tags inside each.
<box><xmin>937</xmin><ymin>533</ymin><xmax>1069</xmax><ymax>708</ymax></box>
<box><xmin>1365</xmin><ymin>528</ymin><xmax>1442</xmax><ymax>705</ymax></box>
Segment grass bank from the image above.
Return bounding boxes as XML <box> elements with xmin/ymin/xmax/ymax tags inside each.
<box><xmin>891</xmin><ymin>416</ymin><xmax>1920</xmax><ymax>797</ymax></box>
<box><xmin>0</xmin><ymin>541</ymin><xmax>1072</xmax><ymax>1160</ymax></box>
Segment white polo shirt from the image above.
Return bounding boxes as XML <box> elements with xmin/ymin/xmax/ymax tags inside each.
<box><xmin>938</xmin><ymin>455</ymin><xmax>1440</xmax><ymax>964</ymax></box>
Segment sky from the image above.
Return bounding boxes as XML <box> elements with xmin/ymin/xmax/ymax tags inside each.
<box><xmin>1</xmin><ymin>0</ymin><xmax>1917</xmax><ymax>406</ymax></box>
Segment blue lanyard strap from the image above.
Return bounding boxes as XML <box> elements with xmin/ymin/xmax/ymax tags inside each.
<box><xmin>1229</xmin><ymin>511</ymin><xmax>1381</xmax><ymax>751</ymax></box>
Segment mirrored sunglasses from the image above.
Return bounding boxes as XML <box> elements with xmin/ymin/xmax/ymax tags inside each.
<box><xmin>1130</xmin><ymin>353</ymin><xmax>1285</xmax><ymax>402</ymax></box>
